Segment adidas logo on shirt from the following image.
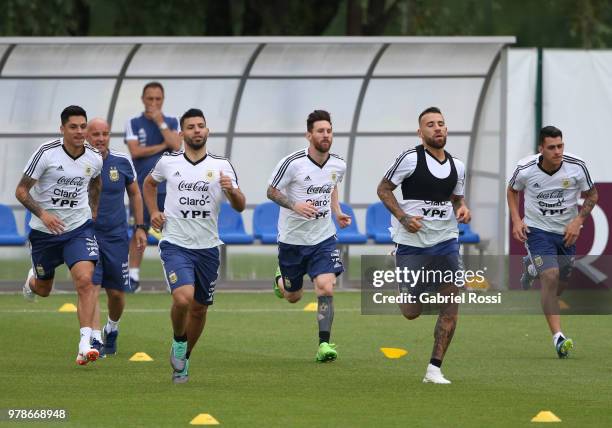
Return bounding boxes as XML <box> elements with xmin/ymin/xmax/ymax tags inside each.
<box><xmin>534</xmin><ymin>183</ymin><xmax>540</xmax><ymax>188</ymax></box>
<box><xmin>173</xmin><ymin>171</ymin><xmax>181</xmax><ymax>177</ymax></box>
<box><xmin>304</xmin><ymin>176</ymin><xmax>311</xmax><ymax>181</ymax></box>
<box><xmin>56</xmin><ymin>165</ymin><xmax>64</xmax><ymax>171</ymax></box>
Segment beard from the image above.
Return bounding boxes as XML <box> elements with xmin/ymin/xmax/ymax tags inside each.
<box><xmin>312</xmin><ymin>139</ymin><xmax>332</xmax><ymax>154</ymax></box>
<box><xmin>184</xmin><ymin>136</ymin><xmax>207</xmax><ymax>150</ymax></box>
<box><xmin>424</xmin><ymin>135</ymin><xmax>446</xmax><ymax>149</ymax></box>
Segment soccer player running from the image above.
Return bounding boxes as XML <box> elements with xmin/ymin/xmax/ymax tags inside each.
<box><xmin>86</xmin><ymin>118</ymin><xmax>147</xmax><ymax>357</ymax></box>
<box><xmin>377</xmin><ymin>107</ymin><xmax>471</xmax><ymax>384</ymax></box>
<box><xmin>268</xmin><ymin>110</ymin><xmax>351</xmax><ymax>363</ymax></box>
<box><xmin>143</xmin><ymin>108</ymin><xmax>245</xmax><ymax>383</ymax></box>
<box><xmin>125</xmin><ymin>81</ymin><xmax>181</xmax><ymax>292</ymax></box>
<box><xmin>16</xmin><ymin>106</ymin><xmax>103</xmax><ymax>365</ymax></box>
<box><xmin>507</xmin><ymin>126</ymin><xmax>597</xmax><ymax>358</ymax></box>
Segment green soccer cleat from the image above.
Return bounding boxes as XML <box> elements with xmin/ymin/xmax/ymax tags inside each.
<box><xmin>172</xmin><ymin>359</ymin><xmax>189</xmax><ymax>384</ymax></box>
<box><xmin>316</xmin><ymin>342</ymin><xmax>338</xmax><ymax>363</ymax></box>
<box><xmin>170</xmin><ymin>340</ymin><xmax>187</xmax><ymax>372</ymax></box>
<box><xmin>273</xmin><ymin>266</ymin><xmax>283</xmax><ymax>299</ymax></box>
<box><xmin>556</xmin><ymin>337</ymin><xmax>574</xmax><ymax>359</ymax></box>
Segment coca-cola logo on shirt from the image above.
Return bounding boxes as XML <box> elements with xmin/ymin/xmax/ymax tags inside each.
<box><xmin>178</xmin><ymin>180</ymin><xmax>209</xmax><ymax>192</ymax></box>
<box><xmin>306</xmin><ymin>183</ymin><xmax>333</xmax><ymax>194</ymax></box>
<box><xmin>57</xmin><ymin>176</ymin><xmax>85</xmax><ymax>186</ymax></box>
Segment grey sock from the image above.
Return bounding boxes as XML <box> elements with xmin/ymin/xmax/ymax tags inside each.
<box><xmin>317</xmin><ymin>295</ymin><xmax>334</xmax><ymax>343</ymax></box>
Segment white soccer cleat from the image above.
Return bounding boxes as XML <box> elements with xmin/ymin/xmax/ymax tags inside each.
<box><xmin>76</xmin><ymin>348</ymin><xmax>100</xmax><ymax>366</ymax></box>
<box><xmin>422</xmin><ymin>364</ymin><xmax>452</xmax><ymax>384</ymax></box>
<box><xmin>23</xmin><ymin>268</ymin><xmax>36</xmax><ymax>302</ymax></box>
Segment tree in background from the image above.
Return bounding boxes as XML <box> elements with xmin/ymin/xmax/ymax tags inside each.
<box><xmin>1</xmin><ymin>0</ymin><xmax>612</xmax><ymax>48</ymax></box>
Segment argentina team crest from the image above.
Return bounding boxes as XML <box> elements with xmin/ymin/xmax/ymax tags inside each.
<box><xmin>206</xmin><ymin>170</ymin><xmax>214</xmax><ymax>180</ymax></box>
<box><xmin>109</xmin><ymin>166</ymin><xmax>119</xmax><ymax>182</ymax></box>
<box><xmin>331</xmin><ymin>171</ymin><xmax>337</xmax><ymax>182</ymax></box>
<box><xmin>168</xmin><ymin>271</ymin><xmax>178</xmax><ymax>284</ymax></box>
<box><xmin>84</xmin><ymin>165</ymin><xmax>93</xmax><ymax>176</ymax></box>
<box><xmin>561</xmin><ymin>178</ymin><xmax>571</xmax><ymax>189</ymax></box>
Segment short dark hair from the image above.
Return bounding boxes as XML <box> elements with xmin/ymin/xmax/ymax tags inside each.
<box><xmin>418</xmin><ymin>106</ymin><xmax>442</xmax><ymax>124</ymax></box>
<box><xmin>307</xmin><ymin>110</ymin><xmax>332</xmax><ymax>132</ymax></box>
<box><xmin>60</xmin><ymin>105</ymin><xmax>87</xmax><ymax>125</ymax></box>
<box><xmin>142</xmin><ymin>81</ymin><xmax>164</xmax><ymax>96</ymax></box>
<box><xmin>539</xmin><ymin>126</ymin><xmax>563</xmax><ymax>145</ymax></box>
<box><xmin>180</xmin><ymin>108</ymin><xmax>206</xmax><ymax>128</ymax></box>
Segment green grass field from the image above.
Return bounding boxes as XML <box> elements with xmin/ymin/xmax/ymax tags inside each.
<box><xmin>1</xmin><ymin>292</ymin><xmax>610</xmax><ymax>427</ymax></box>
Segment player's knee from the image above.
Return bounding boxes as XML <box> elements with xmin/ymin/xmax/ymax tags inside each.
<box><xmin>36</xmin><ymin>286</ymin><xmax>52</xmax><ymax>297</ymax></box>
<box><xmin>399</xmin><ymin>304</ymin><xmax>420</xmax><ymax>320</ymax></box>
<box><xmin>540</xmin><ymin>269</ymin><xmax>559</xmax><ymax>286</ymax></box>
<box><xmin>189</xmin><ymin>303</ymin><xmax>207</xmax><ymax>319</ymax></box>
<box><xmin>285</xmin><ymin>293</ymin><xmax>302</xmax><ymax>304</ymax></box>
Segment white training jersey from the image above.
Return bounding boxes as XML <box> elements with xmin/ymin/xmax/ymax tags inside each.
<box><xmin>150</xmin><ymin>151</ymin><xmax>239</xmax><ymax>249</ymax></box>
<box><xmin>384</xmin><ymin>148</ymin><xmax>465</xmax><ymax>248</ymax></box>
<box><xmin>23</xmin><ymin>138</ymin><xmax>103</xmax><ymax>233</ymax></box>
<box><xmin>509</xmin><ymin>152</ymin><xmax>593</xmax><ymax>235</ymax></box>
<box><xmin>268</xmin><ymin>148</ymin><xmax>346</xmax><ymax>246</ymax></box>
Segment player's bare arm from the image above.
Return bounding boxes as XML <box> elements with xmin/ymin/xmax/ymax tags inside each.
<box><xmin>377</xmin><ymin>177</ymin><xmax>422</xmax><ymax>233</ymax></box>
<box><xmin>143</xmin><ymin>175</ymin><xmax>165</xmax><ymax>230</ymax></box>
<box><xmin>450</xmin><ymin>194</ymin><xmax>471</xmax><ymax>223</ymax></box>
<box><xmin>126</xmin><ymin>180</ymin><xmax>147</xmax><ymax>251</ymax></box>
<box><xmin>507</xmin><ymin>185</ymin><xmax>528</xmax><ymax>242</ymax></box>
<box><xmin>331</xmin><ymin>186</ymin><xmax>351</xmax><ymax>228</ymax></box>
<box><xmin>88</xmin><ymin>175</ymin><xmax>102</xmax><ymax>221</ymax></box>
<box><xmin>564</xmin><ymin>186</ymin><xmax>599</xmax><ymax>246</ymax></box>
<box><xmin>126</xmin><ymin>139</ymin><xmax>168</xmax><ymax>160</ymax></box>
<box><xmin>267</xmin><ymin>185</ymin><xmax>317</xmax><ymax>219</ymax></box>
<box><xmin>15</xmin><ymin>174</ymin><xmax>65</xmax><ymax>234</ymax></box>
<box><xmin>220</xmin><ymin>171</ymin><xmax>246</xmax><ymax>212</ymax></box>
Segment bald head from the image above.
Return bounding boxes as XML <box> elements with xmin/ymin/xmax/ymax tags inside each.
<box><xmin>87</xmin><ymin>118</ymin><xmax>110</xmax><ymax>157</ymax></box>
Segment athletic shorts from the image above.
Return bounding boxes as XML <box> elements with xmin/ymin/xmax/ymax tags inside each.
<box><xmin>29</xmin><ymin>220</ymin><xmax>98</xmax><ymax>280</ymax></box>
<box><xmin>277</xmin><ymin>235</ymin><xmax>343</xmax><ymax>293</ymax></box>
<box><xmin>159</xmin><ymin>241</ymin><xmax>219</xmax><ymax>305</ymax></box>
<box><xmin>526</xmin><ymin>227</ymin><xmax>575</xmax><ymax>281</ymax></box>
<box><xmin>92</xmin><ymin>231</ymin><xmax>130</xmax><ymax>291</ymax></box>
<box><xmin>395</xmin><ymin>238</ymin><xmax>460</xmax><ymax>297</ymax></box>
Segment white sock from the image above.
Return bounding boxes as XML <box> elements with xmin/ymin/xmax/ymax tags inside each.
<box><xmin>79</xmin><ymin>327</ymin><xmax>92</xmax><ymax>353</ymax></box>
<box><xmin>129</xmin><ymin>268</ymin><xmax>140</xmax><ymax>281</ymax></box>
<box><xmin>105</xmin><ymin>317</ymin><xmax>120</xmax><ymax>333</ymax></box>
<box><xmin>427</xmin><ymin>363</ymin><xmax>441</xmax><ymax>373</ymax></box>
<box><xmin>92</xmin><ymin>329</ymin><xmax>102</xmax><ymax>342</ymax></box>
<box><xmin>552</xmin><ymin>331</ymin><xmax>565</xmax><ymax>346</ymax></box>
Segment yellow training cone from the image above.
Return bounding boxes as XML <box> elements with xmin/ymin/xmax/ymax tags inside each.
<box><xmin>190</xmin><ymin>413</ymin><xmax>220</xmax><ymax>425</ymax></box>
<box><xmin>531</xmin><ymin>411</ymin><xmax>561</xmax><ymax>423</ymax></box>
<box><xmin>58</xmin><ymin>303</ymin><xmax>77</xmax><ymax>312</ymax></box>
<box><xmin>303</xmin><ymin>302</ymin><xmax>318</xmax><ymax>312</ymax></box>
<box><xmin>559</xmin><ymin>300</ymin><xmax>570</xmax><ymax>310</ymax></box>
<box><xmin>129</xmin><ymin>352</ymin><xmax>153</xmax><ymax>362</ymax></box>
<box><xmin>380</xmin><ymin>347</ymin><xmax>408</xmax><ymax>359</ymax></box>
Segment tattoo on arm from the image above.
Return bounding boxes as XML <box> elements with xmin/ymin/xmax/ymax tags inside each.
<box><xmin>376</xmin><ymin>178</ymin><xmax>406</xmax><ymax>221</ymax></box>
<box><xmin>267</xmin><ymin>186</ymin><xmax>295</xmax><ymax>210</ymax></box>
<box><xmin>579</xmin><ymin>187</ymin><xmax>598</xmax><ymax>219</ymax></box>
<box><xmin>15</xmin><ymin>174</ymin><xmax>43</xmax><ymax>217</ymax></box>
<box><xmin>451</xmin><ymin>195</ymin><xmax>465</xmax><ymax>211</ymax></box>
<box><xmin>88</xmin><ymin>175</ymin><xmax>102</xmax><ymax>215</ymax></box>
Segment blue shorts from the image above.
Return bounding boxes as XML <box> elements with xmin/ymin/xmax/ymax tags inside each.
<box><xmin>92</xmin><ymin>231</ymin><xmax>130</xmax><ymax>291</ymax></box>
<box><xmin>159</xmin><ymin>241</ymin><xmax>219</xmax><ymax>305</ymax></box>
<box><xmin>29</xmin><ymin>220</ymin><xmax>98</xmax><ymax>280</ymax></box>
<box><xmin>277</xmin><ymin>235</ymin><xmax>343</xmax><ymax>293</ymax></box>
<box><xmin>395</xmin><ymin>238</ymin><xmax>460</xmax><ymax>296</ymax></box>
<box><xmin>526</xmin><ymin>227</ymin><xmax>575</xmax><ymax>281</ymax></box>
